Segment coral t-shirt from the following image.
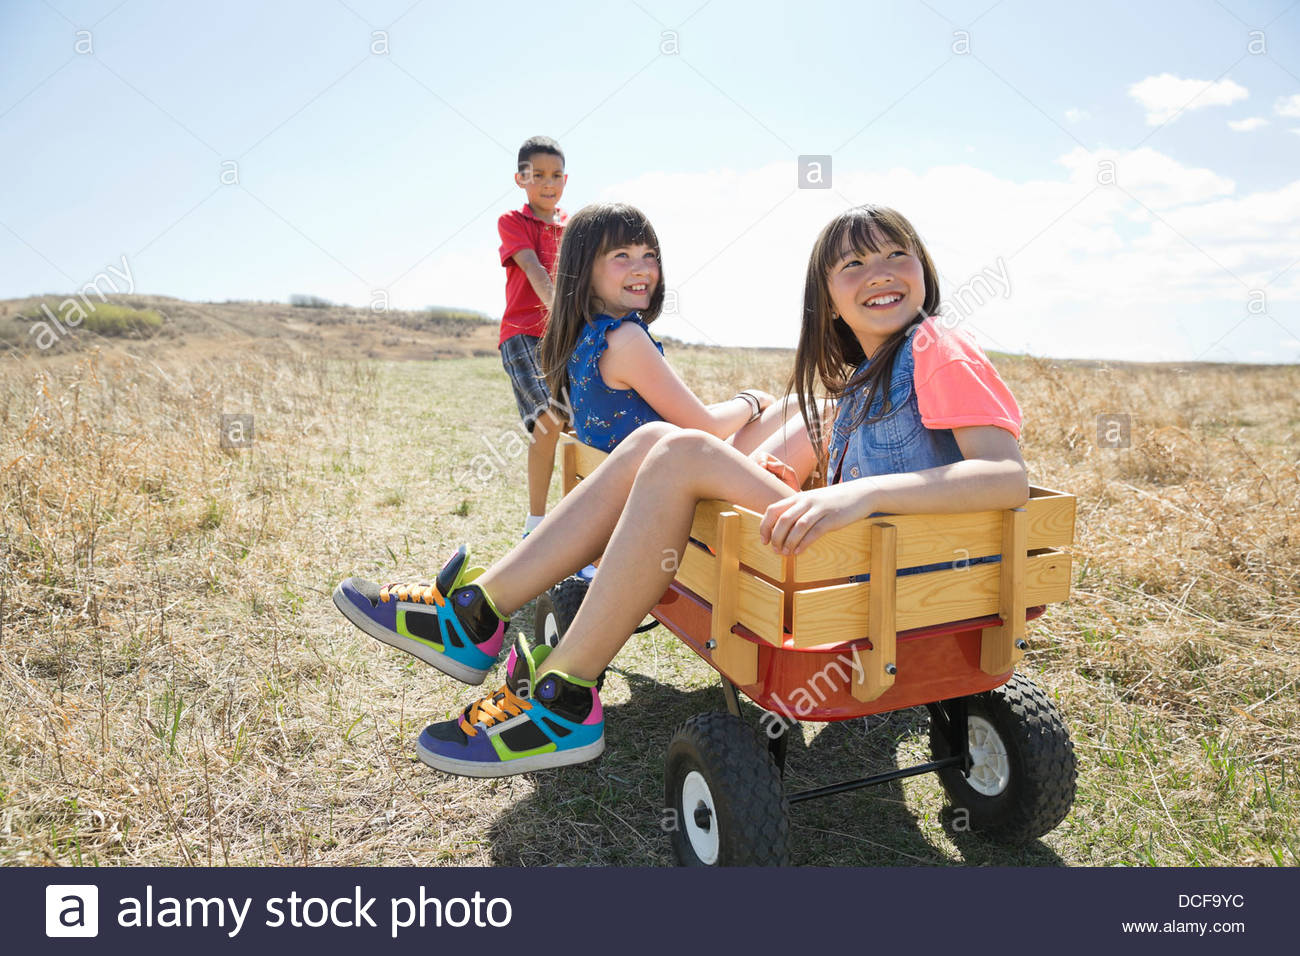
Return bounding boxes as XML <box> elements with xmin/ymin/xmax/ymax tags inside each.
<box><xmin>911</xmin><ymin>316</ymin><xmax>1022</xmax><ymax>439</ymax></box>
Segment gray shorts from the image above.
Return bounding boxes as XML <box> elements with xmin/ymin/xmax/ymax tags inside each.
<box><xmin>500</xmin><ymin>334</ymin><xmax>559</xmax><ymax>433</ymax></box>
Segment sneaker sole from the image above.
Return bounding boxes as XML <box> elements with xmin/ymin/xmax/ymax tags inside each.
<box><xmin>415</xmin><ymin>737</ymin><xmax>606</xmax><ymax>777</ymax></box>
<box><xmin>332</xmin><ymin>584</ymin><xmax>490</xmax><ymax>685</ymax></box>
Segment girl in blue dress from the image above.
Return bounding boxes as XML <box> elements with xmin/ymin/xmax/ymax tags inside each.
<box><xmin>540</xmin><ymin>201</ymin><xmax>789</xmax><ymax>454</ymax></box>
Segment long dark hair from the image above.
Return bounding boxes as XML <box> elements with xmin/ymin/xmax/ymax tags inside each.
<box><xmin>540</xmin><ymin>202</ymin><xmax>665</xmax><ymax>405</ymax></box>
<box><xmin>789</xmin><ymin>205</ymin><xmax>942</xmax><ymax>474</ymax></box>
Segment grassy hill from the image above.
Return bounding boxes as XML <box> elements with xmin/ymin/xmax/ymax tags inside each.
<box><xmin>0</xmin><ymin>299</ymin><xmax>1296</xmax><ymax>866</ymax></box>
<box><xmin>0</xmin><ymin>294</ymin><xmax>501</xmax><ymax>361</ymax></box>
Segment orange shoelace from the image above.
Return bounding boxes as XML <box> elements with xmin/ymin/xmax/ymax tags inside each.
<box><xmin>461</xmin><ymin>685</ymin><xmax>531</xmax><ymax>737</ymax></box>
<box><xmin>379</xmin><ymin>582</ymin><xmax>445</xmax><ymax>606</ymax></box>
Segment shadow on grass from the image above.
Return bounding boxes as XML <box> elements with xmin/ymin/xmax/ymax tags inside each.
<box><xmin>483</xmin><ymin>657</ymin><xmax>1066</xmax><ymax>867</ymax></box>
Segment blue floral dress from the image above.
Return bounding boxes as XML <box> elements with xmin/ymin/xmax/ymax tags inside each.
<box><xmin>567</xmin><ymin>313</ymin><xmax>665</xmax><ymax>452</ymax></box>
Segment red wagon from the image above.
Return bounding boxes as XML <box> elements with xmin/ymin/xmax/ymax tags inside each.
<box><xmin>536</xmin><ymin>437</ymin><xmax>1078</xmax><ymax>865</ymax></box>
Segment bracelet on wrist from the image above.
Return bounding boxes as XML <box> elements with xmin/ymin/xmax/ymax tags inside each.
<box><xmin>735</xmin><ymin>391</ymin><xmax>762</xmax><ymax>424</ymax></box>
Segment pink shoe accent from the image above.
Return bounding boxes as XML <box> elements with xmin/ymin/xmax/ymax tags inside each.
<box><xmin>583</xmin><ymin>689</ymin><xmax>603</xmax><ymax>725</ymax></box>
<box><xmin>481</xmin><ymin>622</ymin><xmax>506</xmax><ymax>658</ymax></box>
<box><xmin>503</xmin><ymin>636</ymin><xmax>518</xmax><ymax>672</ymax></box>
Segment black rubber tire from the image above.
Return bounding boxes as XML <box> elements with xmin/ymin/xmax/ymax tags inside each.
<box><xmin>533</xmin><ymin>576</ymin><xmax>604</xmax><ymax>692</ymax></box>
<box><xmin>930</xmin><ymin>673</ymin><xmax>1077</xmax><ymax>844</ymax></box>
<box><xmin>664</xmin><ymin>712</ymin><xmax>790</xmax><ymax>866</ymax></box>
<box><xmin>534</xmin><ymin>576</ymin><xmax>589</xmax><ymax>650</ymax></box>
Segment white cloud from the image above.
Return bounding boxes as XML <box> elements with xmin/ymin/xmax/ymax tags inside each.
<box><xmin>395</xmin><ymin>248</ymin><xmax>503</xmax><ymax>318</ymax></box>
<box><xmin>1128</xmin><ymin>74</ymin><xmax>1248</xmax><ymax>125</ymax></box>
<box><xmin>1065</xmin><ymin>108</ymin><xmax>1090</xmax><ymax>123</ymax></box>
<box><xmin>581</xmin><ymin>149</ymin><xmax>1299</xmax><ymax>361</ymax></box>
<box><xmin>1276</xmin><ymin>93</ymin><xmax>1300</xmax><ymax>117</ymax></box>
<box><xmin>1057</xmin><ymin>146</ymin><xmax>1234</xmax><ymax>209</ymax></box>
<box><xmin>1228</xmin><ymin>116</ymin><xmax>1268</xmax><ymax>131</ymax></box>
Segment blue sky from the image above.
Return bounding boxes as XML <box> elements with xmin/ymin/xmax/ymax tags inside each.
<box><xmin>2</xmin><ymin>0</ymin><xmax>1298</xmax><ymax>361</ymax></box>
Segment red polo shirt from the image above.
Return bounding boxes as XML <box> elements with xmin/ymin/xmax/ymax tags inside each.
<box><xmin>497</xmin><ymin>204</ymin><xmax>567</xmax><ymax>346</ymax></box>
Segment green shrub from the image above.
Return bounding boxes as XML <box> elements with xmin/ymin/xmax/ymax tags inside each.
<box><xmin>18</xmin><ymin>298</ymin><xmax>163</xmax><ymax>340</ymax></box>
<box><xmin>82</xmin><ymin>303</ymin><xmax>164</xmax><ymax>337</ymax></box>
<box><xmin>391</xmin><ymin>307</ymin><xmax>495</xmax><ymax>338</ymax></box>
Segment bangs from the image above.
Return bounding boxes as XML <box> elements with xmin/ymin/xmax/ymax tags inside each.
<box><xmin>593</xmin><ymin>205</ymin><xmax>660</xmax><ymax>255</ymax></box>
<box><xmin>817</xmin><ymin>206</ymin><xmax>917</xmax><ymax>274</ymax></box>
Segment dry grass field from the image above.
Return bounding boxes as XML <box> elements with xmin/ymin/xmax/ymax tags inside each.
<box><xmin>1</xmin><ymin>310</ymin><xmax>1296</xmax><ymax>867</ymax></box>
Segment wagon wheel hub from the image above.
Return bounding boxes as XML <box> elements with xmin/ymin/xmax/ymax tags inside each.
<box><xmin>680</xmin><ymin>770</ymin><xmax>720</xmax><ymax>864</ymax></box>
<box><xmin>966</xmin><ymin>714</ymin><xmax>1011</xmax><ymax>796</ymax></box>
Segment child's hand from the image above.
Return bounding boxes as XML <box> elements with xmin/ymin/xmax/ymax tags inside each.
<box><xmin>759</xmin><ymin>482</ymin><xmax>876</xmax><ymax>555</ymax></box>
<box><xmin>749</xmin><ymin>451</ymin><xmax>801</xmax><ymax>491</ymax></box>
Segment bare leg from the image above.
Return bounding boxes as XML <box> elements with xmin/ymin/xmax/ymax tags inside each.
<box><xmin>728</xmin><ymin>393</ymin><xmax>798</xmax><ymax>456</ymax></box>
<box><xmin>477</xmin><ymin>422</ymin><xmax>677</xmax><ymax>614</ymax></box>
<box><xmin>543</xmin><ymin>430</ymin><xmax>795</xmax><ymax>681</ymax></box>
<box><xmin>525</xmin><ymin>410</ymin><xmax>564</xmax><ymax>517</ymax></box>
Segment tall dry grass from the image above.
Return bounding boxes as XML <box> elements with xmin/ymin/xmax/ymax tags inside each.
<box><xmin>1006</xmin><ymin>358</ymin><xmax>1298</xmax><ymax>864</ymax></box>
<box><xmin>1</xmin><ymin>343</ymin><xmax>1296</xmax><ymax>866</ymax></box>
<box><xmin>1</xmin><ymin>347</ymin><xmax>382</xmax><ymax>864</ymax></box>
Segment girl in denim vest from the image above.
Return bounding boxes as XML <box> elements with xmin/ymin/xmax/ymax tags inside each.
<box><xmin>333</xmin><ymin>205</ymin><xmax>1027</xmax><ymax>778</ymax></box>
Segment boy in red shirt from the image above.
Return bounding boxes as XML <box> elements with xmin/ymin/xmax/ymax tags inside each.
<box><xmin>497</xmin><ymin>136</ymin><xmax>568</xmax><ymax>536</ymax></box>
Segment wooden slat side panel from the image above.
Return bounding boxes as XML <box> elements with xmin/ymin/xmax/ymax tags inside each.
<box><xmin>557</xmin><ymin>438</ymin><xmax>1076</xmax><ymax>584</ymax></box>
<box><xmin>790</xmin><ymin>494</ymin><xmax>1077</xmax><ymax>581</ymax></box>
<box><xmin>557</xmin><ymin>437</ymin><xmax>1077</xmax><ymax>604</ymax></box>
<box><xmin>790</xmin><ymin>523</ymin><xmax>871</xmax><ymax>583</ymax></box>
<box><xmin>676</xmin><ymin>544</ymin><xmax>717</xmax><ymax>604</ymax></box>
<box><xmin>893</xmin><ymin>549</ymin><xmax>1070</xmax><ymax>630</ymax></box>
<box><xmin>1026</xmin><ymin>492</ymin><xmax>1076</xmax><ymax>550</ymax></box>
<box><xmin>892</xmin><ymin>512</ymin><xmax>1001</xmax><ymax>567</ymax></box>
<box><xmin>791</xmin><ymin>550</ymin><xmax>1072</xmax><ymax>647</ymax></box>
<box><xmin>687</xmin><ymin>500</ymin><xmax>718</xmax><ymax>549</ymax></box>
<box><xmin>571</xmin><ymin>441</ymin><xmax>609</xmax><ymax>480</ymax></box>
<box><xmin>791</xmin><ymin>582</ymin><xmax>866</xmax><ymax>649</ymax></box>
<box><xmin>691</xmin><ymin>501</ymin><xmax>785</xmax><ymax>579</ymax></box>
<box><xmin>675</xmin><ymin>544</ymin><xmax>784</xmax><ymax>645</ymax></box>
<box><xmin>737</xmin><ymin>573</ymin><xmax>784</xmax><ymax>646</ymax></box>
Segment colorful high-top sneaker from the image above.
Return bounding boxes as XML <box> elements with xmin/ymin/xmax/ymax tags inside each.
<box><xmin>332</xmin><ymin>546</ymin><xmax>507</xmax><ymax>685</ymax></box>
<box><xmin>416</xmin><ymin>637</ymin><xmax>605</xmax><ymax>777</ymax></box>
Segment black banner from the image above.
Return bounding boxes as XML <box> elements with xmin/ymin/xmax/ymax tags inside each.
<box><xmin>4</xmin><ymin>867</ymin><xmax>1289</xmax><ymax>952</ymax></box>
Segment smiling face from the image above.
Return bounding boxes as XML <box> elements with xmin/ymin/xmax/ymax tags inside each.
<box><xmin>590</xmin><ymin>242</ymin><xmax>659</xmax><ymax>318</ymax></box>
<box><xmin>515</xmin><ymin>151</ymin><xmax>567</xmax><ymax>220</ymax></box>
<box><xmin>825</xmin><ymin>229</ymin><xmax>927</xmax><ymax>358</ymax></box>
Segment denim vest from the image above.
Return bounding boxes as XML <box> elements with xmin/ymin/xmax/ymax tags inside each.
<box><xmin>827</xmin><ymin>324</ymin><xmax>964</xmax><ymax>482</ymax></box>
<box><xmin>825</xmin><ymin>325</ymin><xmax>993</xmax><ymax>580</ymax></box>
<box><xmin>568</xmin><ymin>313</ymin><xmax>665</xmax><ymax>452</ymax></box>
